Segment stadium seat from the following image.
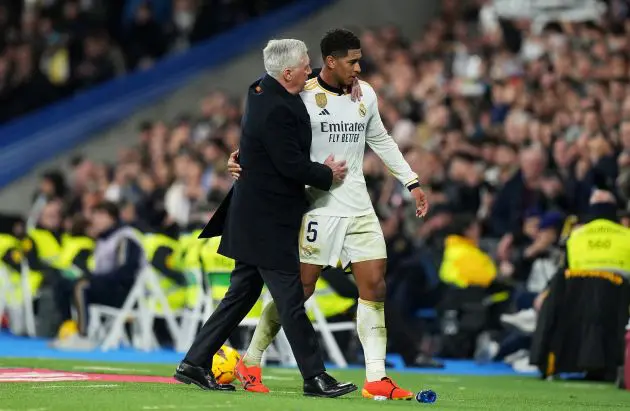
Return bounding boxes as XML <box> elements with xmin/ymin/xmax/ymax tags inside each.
<box><xmin>5</xmin><ymin>261</ymin><xmax>37</xmax><ymax>337</ymax></box>
<box><xmin>88</xmin><ymin>266</ymin><xmax>183</xmax><ymax>352</ymax></box>
<box><xmin>305</xmin><ymin>294</ymin><xmax>355</xmax><ymax>368</ymax></box>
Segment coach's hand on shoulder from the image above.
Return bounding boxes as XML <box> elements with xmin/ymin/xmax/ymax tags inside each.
<box><xmin>324</xmin><ymin>154</ymin><xmax>347</xmax><ymax>184</ymax></box>
<box><xmin>227</xmin><ymin>149</ymin><xmax>242</xmax><ymax>179</ymax></box>
<box><xmin>411</xmin><ymin>186</ymin><xmax>429</xmax><ymax>218</ymax></box>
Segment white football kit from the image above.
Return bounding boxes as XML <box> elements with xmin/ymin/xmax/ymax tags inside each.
<box><xmin>298</xmin><ymin>77</ymin><xmax>419</xmax><ymax>267</ymax></box>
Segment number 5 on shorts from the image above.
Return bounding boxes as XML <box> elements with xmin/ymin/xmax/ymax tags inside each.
<box><xmin>306</xmin><ymin>221</ymin><xmax>318</xmax><ymax>242</ymax></box>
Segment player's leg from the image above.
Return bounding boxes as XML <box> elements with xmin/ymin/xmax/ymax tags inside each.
<box><xmin>345</xmin><ymin>213</ymin><xmax>414</xmax><ymax>400</ymax></box>
<box><xmin>351</xmin><ymin>258</ymin><xmax>390</xmax><ymax>382</ymax></box>
<box><xmin>237</xmin><ymin>214</ymin><xmax>339</xmax><ymax>392</ymax></box>
<box><xmin>238</xmin><ymin>263</ymin><xmax>323</xmax><ymax>393</ymax></box>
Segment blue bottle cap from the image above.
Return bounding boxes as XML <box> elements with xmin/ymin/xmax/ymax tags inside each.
<box><xmin>416</xmin><ymin>389</ymin><xmax>437</xmax><ymax>403</ymax></box>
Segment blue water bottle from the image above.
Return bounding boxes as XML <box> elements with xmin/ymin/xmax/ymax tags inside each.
<box><xmin>416</xmin><ymin>390</ymin><xmax>437</xmax><ymax>404</ymax></box>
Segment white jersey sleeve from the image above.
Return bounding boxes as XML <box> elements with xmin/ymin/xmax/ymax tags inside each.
<box><xmin>363</xmin><ymin>83</ymin><xmax>419</xmax><ymax>189</ymax></box>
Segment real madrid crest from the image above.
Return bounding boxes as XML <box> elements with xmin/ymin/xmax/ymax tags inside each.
<box><xmin>315</xmin><ymin>93</ymin><xmax>327</xmax><ymax>108</ymax></box>
<box><xmin>358</xmin><ymin>102</ymin><xmax>367</xmax><ymax>117</ymax></box>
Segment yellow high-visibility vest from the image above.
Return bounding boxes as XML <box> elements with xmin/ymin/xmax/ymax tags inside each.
<box><xmin>567</xmin><ymin>219</ymin><xmax>630</xmax><ymax>277</ymax></box>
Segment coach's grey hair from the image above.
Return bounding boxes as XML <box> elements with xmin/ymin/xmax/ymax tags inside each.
<box><xmin>263</xmin><ymin>39</ymin><xmax>308</xmax><ymax>79</ymax></box>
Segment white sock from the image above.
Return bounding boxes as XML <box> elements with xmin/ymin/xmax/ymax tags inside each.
<box><xmin>244</xmin><ymin>300</ymin><xmax>282</xmax><ymax>367</ymax></box>
<box><xmin>356</xmin><ymin>298</ymin><xmax>387</xmax><ymax>382</ymax></box>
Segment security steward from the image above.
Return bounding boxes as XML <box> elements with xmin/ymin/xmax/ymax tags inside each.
<box><xmin>51</xmin><ymin>216</ymin><xmax>95</xmax><ymax>338</ymax></box>
<box><xmin>0</xmin><ymin>214</ymin><xmax>25</xmax><ymax>276</ymax></box>
<box><xmin>56</xmin><ymin>216</ymin><xmax>95</xmax><ymax>277</ymax></box>
<box><xmin>24</xmin><ymin>200</ymin><xmax>65</xmax><ymax>293</ymax></box>
<box><xmin>0</xmin><ymin>214</ymin><xmax>26</xmax><ymax>319</ymax></box>
<box><xmin>531</xmin><ymin>190</ymin><xmax>630</xmax><ymax>381</ymax></box>
<box><xmin>144</xmin><ymin>214</ymin><xmax>188</xmax><ymax>311</ymax></box>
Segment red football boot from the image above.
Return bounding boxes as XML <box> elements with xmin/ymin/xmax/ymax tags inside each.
<box><xmin>362</xmin><ymin>377</ymin><xmax>414</xmax><ymax>400</ymax></box>
<box><xmin>235</xmin><ymin>358</ymin><xmax>269</xmax><ymax>393</ymax></box>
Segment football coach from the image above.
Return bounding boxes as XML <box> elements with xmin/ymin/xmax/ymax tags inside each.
<box><xmin>174</xmin><ymin>39</ymin><xmax>356</xmax><ymax>398</ymax></box>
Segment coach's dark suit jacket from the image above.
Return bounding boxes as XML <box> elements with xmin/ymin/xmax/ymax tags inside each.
<box><xmin>199</xmin><ymin>74</ymin><xmax>332</xmax><ymax>272</ymax></box>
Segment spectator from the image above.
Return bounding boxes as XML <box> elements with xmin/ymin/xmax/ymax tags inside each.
<box><xmin>490</xmin><ymin>145</ymin><xmax>547</xmax><ymax>238</ymax></box>
<box><xmin>0</xmin><ymin>0</ymin><xmax>300</xmax><ymax>124</ymax></box>
<box><xmin>124</xmin><ymin>2</ymin><xmax>166</xmax><ymax>69</ymax></box>
<box><xmin>72</xmin><ymin>31</ymin><xmax>116</xmax><ymax>89</ymax></box>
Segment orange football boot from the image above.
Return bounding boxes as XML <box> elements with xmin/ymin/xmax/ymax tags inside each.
<box><xmin>234</xmin><ymin>358</ymin><xmax>269</xmax><ymax>393</ymax></box>
<box><xmin>362</xmin><ymin>377</ymin><xmax>414</xmax><ymax>400</ymax></box>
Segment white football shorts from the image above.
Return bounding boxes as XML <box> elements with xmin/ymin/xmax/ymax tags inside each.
<box><xmin>298</xmin><ymin>212</ymin><xmax>387</xmax><ymax>267</ymax></box>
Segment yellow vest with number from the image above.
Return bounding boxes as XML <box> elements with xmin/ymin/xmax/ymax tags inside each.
<box><xmin>144</xmin><ymin>233</ymin><xmax>187</xmax><ymax>311</ymax></box>
<box><xmin>567</xmin><ymin>219</ymin><xmax>630</xmax><ymax>277</ymax></box>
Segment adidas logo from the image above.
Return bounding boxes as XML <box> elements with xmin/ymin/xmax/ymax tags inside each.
<box><xmin>319</xmin><ymin>109</ymin><xmax>331</xmax><ymax>115</ymax></box>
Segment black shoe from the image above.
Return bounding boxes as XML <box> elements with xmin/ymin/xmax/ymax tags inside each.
<box><xmin>174</xmin><ymin>362</ymin><xmax>236</xmax><ymax>391</ymax></box>
<box><xmin>303</xmin><ymin>372</ymin><xmax>357</xmax><ymax>398</ymax></box>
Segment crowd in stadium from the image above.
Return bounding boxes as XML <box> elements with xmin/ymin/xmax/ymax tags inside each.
<box><xmin>2</xmin><ymin>0</ymin><xmax>630</xmax><ymax>378</ymax></box>
<box><xmin>0</xmin><ymin>0</ymin><xmax>296</xmax><ymax>124</ymax></box>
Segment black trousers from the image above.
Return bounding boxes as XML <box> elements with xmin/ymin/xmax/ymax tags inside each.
<box><xmin>184</xmin><ymin>261</ymin><xmax>326</xmax><ymax>379</ymax></box>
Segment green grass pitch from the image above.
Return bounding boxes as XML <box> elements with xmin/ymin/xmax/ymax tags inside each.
<box><xmin>0</xmin><ymin>358</ymin><xmax>629</xmax><ymax>410</ymax></box>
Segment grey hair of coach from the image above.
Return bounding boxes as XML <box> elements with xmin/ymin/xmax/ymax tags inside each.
<box><xmin>263</xmin><ymin>39</ymin><xmax>308</xmax><ymax>79</ymax></box>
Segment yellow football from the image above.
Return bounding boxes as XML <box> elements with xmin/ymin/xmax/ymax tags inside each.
<box><xmin>211</xmin><ymin>345</ymin><xmax>240</xmax><ymax>384</ymax></box>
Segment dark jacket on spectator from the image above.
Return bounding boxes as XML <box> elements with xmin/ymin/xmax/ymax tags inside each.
<box><xmin>489</xmin><ymin>170</ymin><xmax>544</xmax><ymax>237</ymax></box>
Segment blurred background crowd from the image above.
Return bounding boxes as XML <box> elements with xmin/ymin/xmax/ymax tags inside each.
<box><xmin>0</xmin><ymin>0</ymin><xmax>296</xmax><ymax>123</ymax></box>
<box><xmin>3</xmin><ymin>0</ymin><xmax>630</xmax><ymax>378</ymax></box>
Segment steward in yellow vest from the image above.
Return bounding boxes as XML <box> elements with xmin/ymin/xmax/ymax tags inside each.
<box><xmin>0</xmin><ymin>232</ymin><xmax>22</xmax><ymax>273</ymax></box>
<box><xmin>440</xmin><ymin>217</ymin><xmax>497</xmax><ymax>288</ymax></box>
<box><xmin>50</xmin><ymin>216</ymin><xmax>95</xmax><ymax>338</ymax></box>
<box><xmin>0</xmin><ymin>214</ymin><xmax>25</xmax><ymax>271</ymax></box>
<box><xmin>24</xmin><ymin>201</ymin><xmax>65</xmax><ymax>293</ymax></box>
<box><xmin>56</xmin><ymin>216</ymin><xmax>95</xmax><ymax>278</ymax></box>
<box><xmin>531</xmin><ymin>193</ymin><xmax>630</xmax><ymax>381</ymax></box>
<box><xmin>144</xmin><ymin>222</ymin><xmax>188</xmax><ymax>311</ymax></box>
<box><xmin>0</xmin><ymin>214</ymin><xmax>26</xmax><ymax>306</ymax></box>
<box><xmin>437</xmin><ymin>214</ymin><xmax>510</xmax><ymax>359</ymax></box>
